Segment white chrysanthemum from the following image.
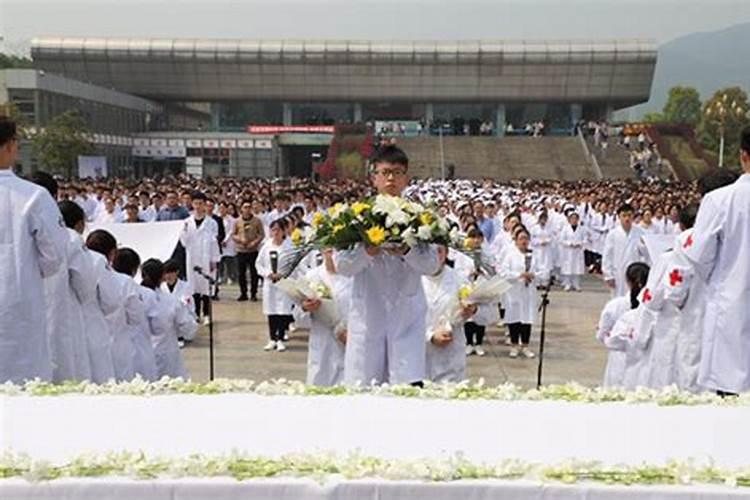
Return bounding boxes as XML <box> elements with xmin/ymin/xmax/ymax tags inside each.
<box><xmin>402</xmin><ymin>227</ymin><xmax>418</xmax><ymax>247</ymax></box>
<box><xmin>417</xmin><ymin>224</ymin><xmax>433</xmax><ymax>241</ymax></box>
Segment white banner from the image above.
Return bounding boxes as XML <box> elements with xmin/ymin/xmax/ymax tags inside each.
<box><xmin>77</xmin><ymin>156</ymin><xmax>108</xmax><ymax>178</ymax></box>
<box><xmin>88</xmin><ymin>220</ymin><xmax>185</xmax><ymax>266</ymax></box>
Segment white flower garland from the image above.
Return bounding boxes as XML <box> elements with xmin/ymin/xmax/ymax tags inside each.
<box><xmin>0</xmin><ymin>450</ymin><xmax>749</xmax><ymax>487</ymax></box>
<box><xmin>0</xmin><ymin>378</ymin><xmax>747</xmax><ymax>406</ymax></box>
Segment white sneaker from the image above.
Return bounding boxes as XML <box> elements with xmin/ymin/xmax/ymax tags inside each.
<box><xmin>475</xmin><ymin>345</ymin><xmax>486</xmax><ymax>357</ymax></box>
<box><xmin>465</xmin><ymin>345</ymin><xmax>475</xmax><ymax>356</ymax></box>
<box><xmin>275</xmin><ymin>341</ymin><xmax>287</xmax><ymax>352</ymax></box>
<box><xmin>177</xmin><ymin>340</ymin><xmax>185</xmax><ymax>349</ymax></box>
<box><xmin>289</xmin><ymin>323</ymin><xmax>298</xmax><ymax>332</ymax></box>
<box><xmin>283</xmin><ymin>333</ymin><xmax>290</xmax><ymax>341</ymax></box>
<box><xmin>263</xmin><ymin>341</ymin><xmax>276</xmax><ymax>351</ymax></box>
<box><xmin>509</xmin><ymin>347</ymin><xmax>519</xmax><ymax>358</ymax></box>
<box><xmin>564</xmin><ymin>285</ymin><xmax>572</xmax><ymax>292</ymax></box>
<box><xmin>522</xmin><ymin>347</ymin><xmax>536</xmax><ymax>359</ymax></box>
<box><xmin>504</xmin><ymin>337</ymin><xmax>512</xmax><ymax>346</ymax></box>
<box><xmin>202</xmin><ymin>316</ymin><xmax>210</xmax><ymax>326</ymax></box>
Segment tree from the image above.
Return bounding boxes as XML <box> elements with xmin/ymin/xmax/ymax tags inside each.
<box><xmin>662</xmin><ymin>86</ymin><xmax>702</xmax><ymax>127</ymax></box>
<box><xmin>642</xmin><ymin>112</ymin><xmax>665</xmax><ymax>123</ymax></box>
<box><xmin>32</xmin><ymin>110</ymin><xmax>95</xmax><ymax>177</ymax></box>
<box><xmin>0</xmin><ymin>53</ymin><xmax>34</xmax><ymax>69</ymax></box>
<box><xmin>698</xmin><ymin>87</ymin><xmax>750</xmax><ymax>168</ymax></box>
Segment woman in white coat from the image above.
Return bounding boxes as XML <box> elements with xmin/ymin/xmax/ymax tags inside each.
<box><xmin>423</xmin><ymin>245</ymin><xmax>498</xmax><ymax>383</ymax></box>
<box><xmin>113</xmin><ymin>248</ymin><xmax>157</xmax><ymax>382</ymax></box>
<box><xmin>293</xmin><ymin>249</ymin><xmax>352</xmax><ymax>386</ymax></box>
<box><xmin>530</xmin><ymin>211</ymin><xmax>555</xmax><ymax>279</ymax></box>
<box><xmin>499</xmin><ymin>226</ymin><xmax>549</xmax><ymax>359</ymax></box>
<box><xmin>598</xmin><ymin>262</ymin><xmax>650</xmax><ymax>387</ymax></box>
<box><xmin>559</xmin><ymin>212</ymin><xmax>586</xmax><ymax>291</ymax></box>
<box><xmin>140</xmin><ymin>259</ymin><xmax>196</xmax><ymax>379</ymax></box>
<box><xmin>256</xmin><ymin>219</ymin><xmax>295</xmax><ymax>352</ymax></box>
<box><xmin>82</xmin><ymin>230</ymin><xmax>121</xmax><ymax>384</ymax></box>
<box><xmin>46</xmin><ymin>201</ymin><xmax>96</xmax><ymax>382</ymax></box>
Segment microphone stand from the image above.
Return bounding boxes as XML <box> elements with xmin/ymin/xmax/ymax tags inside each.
<box><xmin>194</xmin><ymin>266</ymin><xmax>216</xmax><ymax>381</ymax></box>
<box><xmin>536</xmin><ymin>276</ymin><xmax>554</xmax><ymax>389</ymax></box>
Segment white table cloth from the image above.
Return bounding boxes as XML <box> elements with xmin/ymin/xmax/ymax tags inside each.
<box><xmin>2</xmin><ymin>393</ymin><xmax>749</xmax><ymax>498</ymax></box>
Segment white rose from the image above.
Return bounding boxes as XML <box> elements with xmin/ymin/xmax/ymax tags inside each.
<box><xmin>402</xmin><ymin>227</ymin><xmax>418</xmax><ymax>247</ymax></box>
<box><xmin>417</xmin><ymin>224</ymin><xmax>433</xmax><ymax>241</ymax></box>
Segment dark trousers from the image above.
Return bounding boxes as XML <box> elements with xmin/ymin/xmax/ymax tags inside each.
<box><xmin>171</xmin><ymin>243</ymin><xmax>187</xmax><ymax>280</ymax></box>
<box><xmin>508</xmin><ymin>322</ymin><xmax>532</xmax><ymax>345</ymax></box>
<box><xmin>464</xmin><ymin>321</ymin><xmax>486</xmax><ymax>346</ymax></box>
<box><xmin>237</xmin><ymin>251</ymin><xmax>260</xmax><ymax>298</ymax></box>
<box><xmin>193</xmin><ymin>294</ymin><xmax>210</xmax><ymax>318</ymax></box>
<box><xmin>268</xmin><ymin>314</ymin><xmax>294</xmax><ymax>341</ymax></box>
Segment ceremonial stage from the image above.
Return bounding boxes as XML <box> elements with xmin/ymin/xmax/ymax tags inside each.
<box><xmin>2</xmin><ymin>383</ymin><xmax>749</xmax><ymax>499</ymax></box>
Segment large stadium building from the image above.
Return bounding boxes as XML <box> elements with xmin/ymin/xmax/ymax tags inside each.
<box><xmin>1</xmin><ymin>37</ymin><xmax>657</xmax><ymax>178</ymax></box>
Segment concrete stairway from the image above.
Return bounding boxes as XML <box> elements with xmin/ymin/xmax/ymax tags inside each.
<box><xmin>397</xmin><ymin>136</ymin><xmax>597</xmax><ymax>181</ymax></box>
<box><xmin>585</xmin><ymin>137</ymin><xmax>634</xmax><ymax>179</ymax></box>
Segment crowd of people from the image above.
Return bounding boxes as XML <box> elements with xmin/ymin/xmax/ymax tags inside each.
<box><xmin>2</xmin><ymin>112</ymin><xmax>748</xmax><ymax>395</ymax></box>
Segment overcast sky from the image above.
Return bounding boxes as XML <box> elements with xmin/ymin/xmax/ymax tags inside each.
<box><xmin>2</xmin><ymin>0</ymin><xmax>750</xmax><ymax>54</ymax></box>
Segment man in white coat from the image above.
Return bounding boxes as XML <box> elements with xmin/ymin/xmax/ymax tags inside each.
<box><xmin>336</xmin><ymin>146</ymin><xmax>440</xmax><ymax>386</ymax></box>
<box><xmin>684</xmin><ymin>129</ymin><xmax>750</xmax><ymax>395</ymax></box>
<box><xmin>0</xmin><ymin>117</ymin><xmax>66</xmax><ymax>383</ymax></box>
<box><xmin>602</xmin><ymin>204</ymin><xmax>649</xmax><ymax>298</ymax></box>
<box><xmin>180</xmin><ymin>191</ymin><xmax>220</xmax><ymax>325</ymax></box>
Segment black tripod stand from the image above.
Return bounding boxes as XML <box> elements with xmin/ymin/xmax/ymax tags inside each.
<box><xmin>193</xmin><ymin>266</ymin><xmax>216</xmax><ymax>381</ymax></box>
<box><xmin>536</xmin><ymin>277</ymin><xmax>554</xmax><ymax>389</ymax></box>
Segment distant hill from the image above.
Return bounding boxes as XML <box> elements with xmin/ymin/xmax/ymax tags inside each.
<box><xmin>622</xmin><ymin>22</ymin><xmax>750</xmax><ymax>120</ymax></box>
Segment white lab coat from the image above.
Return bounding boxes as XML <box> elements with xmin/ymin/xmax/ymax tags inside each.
<box><xmin>292</xmin><ymin>265</ymin><xmax>352</xmax><ymax>386</ymax></box>
<box><xmin>602</xmin><ymin>224</ymin><xmax>648</xmax><ymax>297</ymax></box>
<box><xmin>499</xmin><ymin>246</ymin><xmax>548</xmax><ymax>324</ymax></box>
<box><xmin>530</xmin><ymin>222</ymin><xmax>555</xmax><ymax>276</ymax></box>
<box><xmin>605</xmin><ymin>308</ymin><xmax>640</xmax><ymax>388</ymax></box>
<box><xmin>256</xmin><ymin>239</ymin><xmax>295</xmax><ymax>315</ymax></box>
<box><xmin>587</xmin><ymin>212</ymin><xmax>609</xmax><ymax>255</ymax></box>
<box><xmin>684</xmin><ymin>174</ymin><xmax>750</xmax><ymax>393</ymax></box>
<box><xmin>0</xmin><ymin>170</ymin><xmax>66</xmax><ymax>383</ymax></box>
<box><xmin>162</xmin><ymin>279</ymin><xmax>198</xmax><ymax>333</ymax></box>
<box><xmin>559</xmin><ymin>224</ymin><xmax>586</xmax><ymax>276</ymax></box>
<box><xmin>422</xmin><ymin>267</ymin><xmax>498</xmax><ymax>383</ymax></box>
<box><xmin>132</xmin><ymin>284</ymin><xmax>158</xmax><ymax>382</ymax></box>
<box><xmin>336</xmin><ymin>243</ymin><xmax>440</xmax><ymax>385</ymax></box>
<box><xmin>180</xmin><ymin>215</ymin><xmax>220</xmax><ymax>297</ymax></box>
<box><xmin>222</xmin><ymin>216</ymin><xmax>237</xmax><ymax>257</ymax></box>
<box><xmin>81</xmin><ymin>252</ymin><xmax>118</xmax><ymax>383</ymax></box>
<box><xmin>596</xmin><ymin>295</ymin><xmax>631</xmax><ymax>388</ymax></box>
<box><xmin>142</xmin><ymin>287</ymin><xmax>195</xmax><ymax>379</ymax></box>
<box><xmin>108</xmin><ymin>272</ymin><xmax>144</xmax><ymax>382</ymax></box>
<box><xmin>44</xmin><ymin>228</ymin><xmax>96</xmax><ymax>382</ymax></box>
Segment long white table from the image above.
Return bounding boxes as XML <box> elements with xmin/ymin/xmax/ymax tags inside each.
<box><xmin>2</xmin><ymin>393</ymin><xmax>749</xmax><ymax>498</ymax></box>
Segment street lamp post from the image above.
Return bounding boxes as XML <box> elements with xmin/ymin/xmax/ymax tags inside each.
<box><xmin>705</xmin><ymin>93</ymin><xmax>746</xmax><ymax>168</ymax></box>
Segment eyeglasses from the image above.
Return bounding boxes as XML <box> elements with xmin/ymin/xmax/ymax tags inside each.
<box><xmin>374</xmin><ymin>168</ymin><xmax>406</xmax><ymax>178</ymax></box>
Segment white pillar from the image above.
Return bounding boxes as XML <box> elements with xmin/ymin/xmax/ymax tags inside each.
<box><xmin>282</xmin><ymin>103</ymin><xmax>293</xmax><ymax>126</ymax></box>
<box><xmin>353</xmin><ymin>102</ymin><xmax>363</xmax><ymax>123</ymax></box>
<box><xmin>496</xmin><ymin>104</ymin><xmax>506</xmax><ymax>137</ymax></box>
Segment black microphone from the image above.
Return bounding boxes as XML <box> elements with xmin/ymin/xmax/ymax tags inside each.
<box><xmin>193</xmin><ymin>266</ymin><xmax>216</xmax><ymax>285</ymax></box>
<box><xmin>524</xmin><ymin>251</ymin><xmax>532</xmax><ymax>288</ymax></box>
<box><xmin>270</xmin><ymin>250</ymin><xmax>279</xmax><ymax>274</ymax></box>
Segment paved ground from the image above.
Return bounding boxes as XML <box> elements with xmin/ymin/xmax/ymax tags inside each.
<box><xmin>183</xmin><ymin>275</ymin><xmax>611</xmax><ymax>388</ymax></box>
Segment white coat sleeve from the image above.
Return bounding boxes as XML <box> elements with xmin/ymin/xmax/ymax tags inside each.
<box><xmin>98</xmin><ymin>268</ymin><xmax>122</xmax><ymax>316</ymax></box>
<box><xmin>500</xmin><ymin>254</ymin><xmax>524</xmax><ymax>283</ymax></box>
<box><xmin>596</xmin><ymin>299</ymin><xmax>620</xmax><ymax>344</ymax></box>
<box><xmin>601</xmin><ymin>232</ymin><xmax>615</xmax><ymax>282</ymax></box>
<box><xmin>469</xmin><ymin>303</ymin><xmax>500</xmax><ymax>327</ymax></box>
<box><xmin>178</xmin><ymin>220</ymin><xmax>191</xmax><ymax>247</ymax></box>
<box><xmin>684</xmin><ymin>196</ymin><xmax>721</xmax><ymax>282</ymax></box>
<box><xmin>603</xmin><ymin>314</ymin><xmax>634</xmax><ymax>351</ymax></box>
<box><xmin>210</xmin><ymin>220</ymin><xmax>221</xmax><ymax>264</ymax></box>
<box><xmin>28</xmin><ymin>192</ymin><xmax>65</xmax><ymax>278</ymax></box>
<box><xmin>663</xmin><ymin>265</ymin><xmax>693</xmax><ymax>309</ymax></box>
<box><xmin>334</xmin><ymin>243</ymin><xmax>372</xmax><ymax>277</ymax></box>
<box><xmin>68</xmin><ymin>243</ymin><xmax>97</xmax><ymax>305</ymax></box>
<box><xmin>403</xmin><ymin>243</ymin><xmax>441</xmax><ymax>276</ymax></box>
<box><xmin>255</xmin><ymin>246</ymin><xmax>272</xmax><ymax>278</ymax></box>
<box><xmin>124</xmin><ymin>282</ymin><xmax>146</xmax><ymax>328</ymax></box>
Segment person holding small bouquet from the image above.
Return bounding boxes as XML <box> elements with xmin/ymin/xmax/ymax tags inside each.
<box><xmin>291</xmin><ymin>249</ymin><xmax>352</xmax><ymax>386</ymax></box>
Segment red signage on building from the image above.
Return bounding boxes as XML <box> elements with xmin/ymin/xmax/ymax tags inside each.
<box><xmin>247</xmin><ymin>125</ymin><xmax>335</xmax><ymax>134</ymax></box>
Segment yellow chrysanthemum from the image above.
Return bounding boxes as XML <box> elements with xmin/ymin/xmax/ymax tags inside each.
<box><xmin>291</xmin><ymin>228</ymin><xmax>303</xmax><ymax>246</ymax></box>
<box><xmin>311</xmin><ymin>212</ymin><xmax>325</xmax><ymax>228</ymax></box>
<box><xmin>365</xmin><ymin>225</ymin><xmax>386</xmax><ymax>246</ymax></box>
<box><xmin>459</xmin><ymin>285</ymin><xmax>473</xmax><ymax>301</ymax></box>
<box><xmin>332</xmin><ymin>224</ymin><xmax>345</xmax><ymax>235</ymax></box>
<box><xmin>419</xmin><ymin>212</ymin><xmax>433</xmax><ymax>226</ymax></box>
<box><xmin>463</xmin><ymin>238</ymin><xmax>475</xmax><ymax>250</ymax></box>
<box><xmin>352</xmin><ymin>202</ymin><xmax>371</xmax><ymax>216</ymax></box>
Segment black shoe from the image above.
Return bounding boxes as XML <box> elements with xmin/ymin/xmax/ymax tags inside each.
<box><xmin>212</xmin><ymin>294</ymin><xmax>220</xmax><ymax>301</ymax></box>
<box><xmin>250</xmin><ymin>296</ymin><xmax>258</xmax><ymax>302</ymax></box>
<box><xmin>237</xmin><ymin>295</ymin><xmax>248</xmax><ymax>302</ymax></box>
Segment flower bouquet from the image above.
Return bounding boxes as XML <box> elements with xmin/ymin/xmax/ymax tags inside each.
<box><xmin>443</xmin><ymin>275</ymin><xmax>512</xmax><ymax>325</ymax></box>
<box><xmin>276</xmin><ymin>278</ymin><xmax>339</xmax><ymax>328</ymax></box>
